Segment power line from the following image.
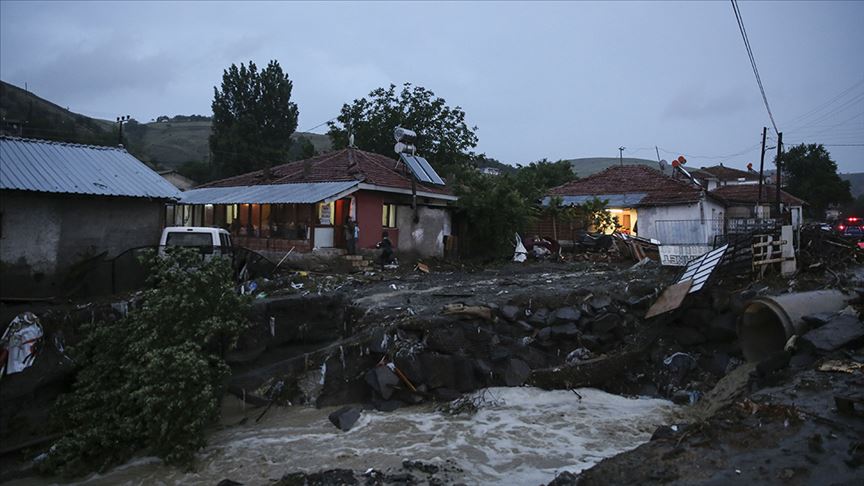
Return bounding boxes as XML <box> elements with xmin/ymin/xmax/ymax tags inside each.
<box><xmin>731</xmin><ymin>0</ymin><xmax>779</xmax><ymax>135</ymax></box>
<box><xmin>785</xmin><ymin>78</ymin><xmax>864</xmax><ymax>128</ymax></box>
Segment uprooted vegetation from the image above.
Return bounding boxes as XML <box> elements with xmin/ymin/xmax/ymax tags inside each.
<box><xmin>39</xmin><ymin>249</ymin><xmax>249</xmax><ymax>477</ymax></box>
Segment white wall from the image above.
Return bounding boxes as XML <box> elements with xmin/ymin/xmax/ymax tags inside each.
<box><xmin>637</xmin><ymin>198</ymin><xmax>725</xmax><ymax>245</ymax></box>
<box><xmin>395</xmin><ymin>205</ymin><xmax>452</xmax><ymax>257</ymax></box>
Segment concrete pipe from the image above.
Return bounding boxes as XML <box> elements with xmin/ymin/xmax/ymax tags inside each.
<box><xmin>738</xmin><ymin>290</ymin><xmax>852</xmax><ymax>362</ymax></box>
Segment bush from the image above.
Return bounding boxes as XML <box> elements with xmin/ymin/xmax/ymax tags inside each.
<box><xmin>43</xmin><ymin>249</ymin><xmax>249</xmax><ymax>477</ymax></box>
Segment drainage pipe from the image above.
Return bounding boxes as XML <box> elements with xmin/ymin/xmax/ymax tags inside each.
<box><xmin>738</xmin><ymin>290</ymin><xmax>852</xmax><ymax>362</ymax></box>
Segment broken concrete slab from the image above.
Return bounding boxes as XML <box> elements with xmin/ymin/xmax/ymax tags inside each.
<box><xmin>800</xmin><ymin>315</ymin><xmax>864</xmax><ymax>353</ymax></box>
<box><xmin>327</xmin><ymin>406</ymin><xmax>361</xmax><ymax>431</ymax></box>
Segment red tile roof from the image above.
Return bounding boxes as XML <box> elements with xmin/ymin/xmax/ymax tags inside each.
<box><xmin>547</xmin><ymin>165</ymin><xmax>707</xmax><ymax>206</ymax></box>
<box><xmin>199</xmin><ymin>148</ymin><xmax>452</xmax><ymax>195</ymax></box>
<box><xmin>699</xmin><ymin>164</ymin><xmax>759</xmax><ymax>181</ymax></box>
<box><xmin>710</xmin><ymin>184</ymin><xmax>806</xmax><ymax>206</ymax></box>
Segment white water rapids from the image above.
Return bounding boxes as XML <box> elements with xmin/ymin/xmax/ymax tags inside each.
<box><xmin>27</xmin><ymin>387</ymin><xmax>679</xmax><ymax>486</ymax></box>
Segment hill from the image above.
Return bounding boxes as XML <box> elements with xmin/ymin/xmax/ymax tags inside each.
<box><xmin>565</xmin><ymin>157</ymin><xmax>667</xmax><ymax>177</ymax></box>
<box><xmin>840</xmin><ymin>172</ymin><xmax>864</xmax><ymax>198</ymax></box>
<box><xmin>0</xmin><ymin>80</ymin><xmax>332</xmax><ymax>172</ymax></box>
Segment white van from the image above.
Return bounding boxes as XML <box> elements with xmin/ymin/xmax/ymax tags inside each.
<box><xmin>159</xmin><ymin>226</ymin><xmax>233</xmax><ymax>257</ymax></box>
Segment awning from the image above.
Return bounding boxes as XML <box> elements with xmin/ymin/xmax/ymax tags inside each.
<box><xmin>541</xmin><ymin>193</ymin><xmax>647</xmax><ymax>207</ymax></box>
<box><xmin>179</xmin><ymin>181</ymin><xmax>359</xmax><ymax>205</ymax></box>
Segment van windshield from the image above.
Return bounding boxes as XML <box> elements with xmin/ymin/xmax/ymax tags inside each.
<box><xmin>165</xmin><ymin>232</ymin><xmax>212</xmax><ymax>247</ymax></box>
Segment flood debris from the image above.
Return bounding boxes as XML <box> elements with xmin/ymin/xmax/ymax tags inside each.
<box><xmin>1</xmin><ymin>312</ymin><xmax>44</xmax><ymax>376</ymax></box>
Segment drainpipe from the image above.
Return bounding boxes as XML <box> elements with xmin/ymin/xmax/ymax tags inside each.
<box><xmin>738</xmin><ymin>290</ymin><xmax>852</xmax><ymax>362</ymax></box>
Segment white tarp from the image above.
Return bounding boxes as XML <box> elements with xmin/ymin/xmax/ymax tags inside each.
<box><xmin>1</xmin><ymin>312</ymin><xmax>44</xmax><ymax>375</ymax></box>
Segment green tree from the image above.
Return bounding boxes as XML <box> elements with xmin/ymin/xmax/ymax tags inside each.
<box><xmin>581</xmin><ymin>197</ymin><xmax>619</xmax><ymax>233</ymax></box>
<box><xmin>43</xmin><ymin>249</ymin><xmax>249</xmax><ymax>478</ymax></box>
<box><xmin>781</xmin><ymin>143</ymin><xmax>852</xmax><ymax>218</ymax></box>
<box><xmin>327</xmin><ymin>83</ymin><xmax>478</xmax><ymax>175</ymax></box>
<box><xmin>512</xmin><ymin>159</ymin><xmax>577</xmax><ymax>201</ymax></box>
<box><xmin>210</xmin><ymin>60</ymin><xmax>299</xmax><ymax>179</ymax></box>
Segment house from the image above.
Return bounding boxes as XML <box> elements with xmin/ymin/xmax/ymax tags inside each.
<box><xmin>710</xmin><ymin>184</ymin><xmax>806</xmax><ymax>231</ymax></box>
<box><xmin>172</xmin><ymin>147</ymin><xmax>457</xmax><ymax>258</ymax></box>
<box><xmin>542</xmin><ymin>165</ymin><xmax>726</xmax><ymax>247</ymax></box>
<box><xmin>690</xmin><ymin>163</ymin><xmax>761</xmax><ymax>190</ymax></box>
<box><xmin>0</xmin><ymin>136</ymin><xmax>181</xmax><ymax>296</ymax></box>
<box><xmin>479</xmin><ymin>167</ymin><xmax>501</xmax><ymax>176</ymax></box>
<box><xmin>158</xmin><ymin>169</ymin><xmax>197</xmax><ymax>191</ymax></box>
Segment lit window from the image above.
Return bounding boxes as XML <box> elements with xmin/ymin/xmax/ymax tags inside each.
<box><xmin>382</xmin><ymin>204</ymin><xmax>397</xmax><ymax>228</ymax></box>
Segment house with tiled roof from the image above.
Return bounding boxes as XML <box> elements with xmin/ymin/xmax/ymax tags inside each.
<box><xmin>710</xmin><ymin>183</ymin><xmax>806</xmax><ymax>229</ymax></box>
<box><xmin>691</xmin><ymin>163</ymin><xmax>761</xmax><ymax>190</ymax></box>
<box><xmin>0</xmin><ymin>136</ymin><xmax>181</xmax><ymax>296</ymax></box>
<box><xmin>542</xmin><ymin>165</ymin><xmax>726</xmax><ymax>246</ymax></box>
<box><xmin>173</xmin><ymin>147</ymin><xmax>457</xmax><ymax>257</ymax></box>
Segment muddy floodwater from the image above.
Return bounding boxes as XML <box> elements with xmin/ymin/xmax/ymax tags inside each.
<box><xmin>27</xmin><ymin>388</ymin><xmax>679</xmax><ymax>486</ymax></box>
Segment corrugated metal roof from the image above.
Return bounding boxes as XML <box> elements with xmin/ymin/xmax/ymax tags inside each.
<box><xmin>179</xmin><ymin>181</ymin><xmax>359</xmax><ymax>204</ymax></box>
<box><xmin>541</xmin><ymin>193</ymin><xmax>647</xmax><ymax>207</ymax></box>
<box><xmin>0</xmin><ymin>137</ymin><xmax>181</xmax><ymax>200</ymax></box>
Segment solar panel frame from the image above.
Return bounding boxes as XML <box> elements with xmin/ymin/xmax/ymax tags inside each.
<box><xmin>400</xmin><ymin>154</ymin><xmax>433</xmax><ymax>184</ymax></box>
<box><xmin>414</xmin><ymin>155</ymin><xmax>446</xmax><ymax>185</ymax></box>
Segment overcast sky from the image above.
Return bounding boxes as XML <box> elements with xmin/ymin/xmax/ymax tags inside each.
<box><xmin>1</xmin><ymin>1</ymin><xmax>862</xmax><ymax>172</ymax></box>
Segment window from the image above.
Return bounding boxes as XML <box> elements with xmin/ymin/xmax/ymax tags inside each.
<box><xmin>382</xmin><ymin>204</ymin><xmax>397</xmax><ymax>228</ymax></box>
<box><xmin>166</xmin><ymin>232</ymin><xmax>213</xmax><ymax>247</ymax></box>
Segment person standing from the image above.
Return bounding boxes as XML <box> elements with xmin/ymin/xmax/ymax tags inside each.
<box><xmin>344</xmin><ymin>218</ymin><xmax>357</xmax><ymax>255</ymax></box>
<box><xmin>377</xmin><ymin>231</ymin><xmax>393</xmax><ymax>269</ymax></box>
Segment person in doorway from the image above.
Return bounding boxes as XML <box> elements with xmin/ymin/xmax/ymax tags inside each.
<box><xmin>344</xmin><ymin>218</ymin><xmax>357</xmax><ymax>255</ymax></box>
<box><xmin>377</xmin><ymin>231</ymin><xmax>393</xmax><ymax>269</ymax></box>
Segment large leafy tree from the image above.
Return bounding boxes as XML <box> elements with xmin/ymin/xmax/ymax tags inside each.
<box><xmin>780</xmin><ymin>143</ymin><xmax>852</xmax><ymax>217</ymax></box>
<box><xmin>327</xmin><ymin>83</ymin><xmax>478</xmax><ymax>174</ymax></box>
<box><xmin>512</xmin><ymin>158</ymin><xmax>577</xmax><ymax>201</ymax></box>
<box><xmin>210</xmin><ymin>60</ymin><xmax>299</xmax><ymax>179</ymax></box>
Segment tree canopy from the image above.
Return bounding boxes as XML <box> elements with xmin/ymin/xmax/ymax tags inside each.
<box><xmin>327</xmin><ymin>83</ymin><xmax>478</xmax><ymax>174</ymax></box>
<box><xmin>210</xmin><ymin>60</ymin><xmax>299</xmax><ymax>179</ymax></box>
<box><xmin>780</xmin><ymin>143</ymin><xmax>852</xmax><ymax>217</ymax></box>
<box><xmin>512</xmin><ymin>158</ymin><xmax>577</xmax><ymax>201</ymax></box>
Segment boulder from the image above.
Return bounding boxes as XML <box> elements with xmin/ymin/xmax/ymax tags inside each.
<box><xmin>432</xmin><ymin>387</ymin><xmax>462</xmax><ymax>401</ymax></box>
<box><xmin>589</xmin><ymin>295</ymin><xmax>612</xmax><ymax>311</ymax></box>
<box><xmin>529</xmin><ymin>308</ymin><xmax>550</xmax><ymax>326</ymax></box>
<box><xmin>590</xmin><ymin>313</ymin><xmax>621</xmax><ymax>334</ymax></box>
<box><xmin>371</xmin><ymin>398</ymin><xmax>404</xmax><ymax>412</ymax></box>
<box><xmin>672</xmin><ymin>326</ymin><xmax>707</xmax><ymax>346</ymax></box>
<box><xmin>500</xmin><ymin>358</ymin><xmax>531</xmax><ymax>386</ymax></box>
<box><xmin>551</xmin><ymin>323</ymin><xmax>580</xmax><ymax>337</ymax></box>
<box><xmin>425</xmin><ymin>326</ymin><xmax>469</xmax><ymax>354</ymax></box>
<box><xmin>419</xmin><ymin>353</ymin><xmax>457</xmax><ymax>390</ymax></box>
<box><xmin>365</xmin><ymin>366</ymin><xmax>400</xmax><ymax>400</ymax></box>
<box><xmin>801</xmin><ymin>315</ymin><xmax>864</xmax><ymax>353</ymax></box>
<box><xmin>513</xmin><ymin>320</ymin><xmax>534</xmax><ymax>333</ymax></box>
<box><xmin>328</xmin><ymin>407</ymin><xmax>362</xmax><ymax>431</ymax></box>
<box><xmin>537</xmin><ymin>327</ymin><xmax>553</xmax><ymax>341</ymax></box>
<box><xmin>566</xmin><ymin>347</ymin><xmax>592</xmax><ymax>364</ymax></box>
<box><xmin>500</xmin><ymin>305</ymin><xmax>521</xmax><ymax>322</ymax></box>
<box><xmin>551</xmin><ymin>307</ymin><xmax>581</xmax><ymax>324</ymax></box>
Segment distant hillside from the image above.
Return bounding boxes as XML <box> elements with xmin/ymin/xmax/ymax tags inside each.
<box><xmin>0</xmin><ymin>80</ymin><xmax>115</xmax><ymax>145</ymax></box>
<box><xmin>0</xmin><ymin>80</ymin><xmax>332</xmax><ymax>170</ymax></box>
<box><xmin>840</xmin><ymin>172</ymin><xmax>864</xmax><ymax>198</ymax></box>
<box><xmin>565</xmin><ymin>157</ymin><xmax>667</xmax><ymax>177</ymax></box>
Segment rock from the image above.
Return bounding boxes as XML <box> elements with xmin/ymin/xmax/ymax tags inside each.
<box><xmin>425</xmin><ymin>326</ymin><xmax>468</xmax><ymax>354</ymax></box>
<box><xmin>702</xmin><ymin>352</ymin><xmax>731</xmax><ymax>377</ymax></box>
<box><xmin>394</xmin><ymin>356</ymin><xmax>424</xmax><ymax>385</ymax></box>
<box><xmin>756</xmin><ymin>350</ymin><xmax>791</xmax><ymax>376</ymax></box>
<box><xmin>419</xmin><ymin>353</ymin><xmax>458</xmax><ymax>390</ymax></box>
<box><xmin>671</xmin><ymin>389</ymin><xmax>696</xmax><ymax>405</ymax></box>
<box><xmin>566</xmin><ymin>347</ymin><xmax>592</xmax><ymax>364</ymax></box>
<box><xmin>500</xmin><ymin>305</ymin><xmax>521</xmax><ymax>322</ymax></box>
<box><xmin>500</xmin><ymin>358</ymin><xmax>531</xmax><ymax>386</ymax></box>
<box><xmin>490</xmin><ymin>346</ymin><xmax>512</xmax><ymax>361</ymax></box>
<box><xmin>277</xmin><ymin>469</ymin><xmax>358</xmax><ymax>486</ymax></box>
<box><xmin>589</xmin><ymin>294</ymin><xmax>612</xmax><ymax>311</ymax></box>
<box><xmin>681</xmin><ymin>308</ymin><xmax>716</xmax><ymax>327</ymax></box>
<box><xmin>402</xmin><ymin>460</ymin><xmax>440</xmax><ymax>474</ymax></box>
<box><xmin>328</xmin><ymin>407</ymin><xmax>361</xmax><ymax>431</ymax></box>
<box><xmin>590</xmin><ymin>313</ymin><xmax>621</xmax><ymax>334</ymax></box>
<box><xmin>650</xmin><ymin>424</ymin><xmax>688</xmax><ymax>441</ymax></box>
<box><xmin>704</xmin><ymin>312</ymin><xmax>737</xmax><ymax>342</ymax></box>
<box><xmin>546</xmin><ymin>471</ymin><xmax>578</xmax><ymax>486</ymax></box>
<box><xmin>710</xmin><ymin>289</ymin><xmax>732</xmax><ymax>313</ymax></box>
<box><xmin>369</xmin><ymin>328</ymin><xmax>390</xmax><ymax>353</ymax></box>
<box><xmin>365</xmin><ymin>366</ymin><xmax>400</xmax><ymax>399</ymax></box>
<box><xmin>580</xmin><ymin>334</ymin><xmax>602</xmax><ymax>349</ymax></box>
<box><xmin>672</xmin><ymin>326</ymin><xmax>707</xmax><ymax>346</ymax></box>
<box><xmin>513</xmin><ymin>320</ymin><xmax>534</xmax><ymax>333</ymax></box>
<box><xmin>432</xmin><ymin>387</ymin><xmax>462</xmax><ymax>401</ymax></box>
<box><xmin>551</xmin><ymin>323</ymin><xmax>580</xmax><ymax>337</ymax></box>
<box><xmin>371</xmin><ymin>398</ymin><xmax>404</xmax><ymax>412</ymax></box>
<box><xmin>537</xmin><ymin>327</ymin><xmax>553</xmax><ymax>341</ymax></box>
<box><xmin>802</xmin><ymin>312</ymin><xmax>837</xmax><ymax>328</ymax></box>
<box><xmin>551</xmin><ymin>306</ymin><xmax>581</xmax><ymax>324</ymax></box>
<box><xmin>801</xmin><ymin>315</ymin><xmax>864</xmax><ymax>353</ymax></box>
<box><xmin>529</xmin><ymin>307</ymin><xmax>550</xmax><ymax>326</ymax></box>
<box><xmin>216</xmin><ymin>480</ymin><xmax>243</xmax><ymax>486</ymax></box>
<box><xmin>383</xmin><ymin>473</ymin><xmax>417</xmax><ymax>484</ymax></box>
<box><xmin>623</xmin><ymin>280</ymin><xmax>656</xmax><ymax>307</ymax></box>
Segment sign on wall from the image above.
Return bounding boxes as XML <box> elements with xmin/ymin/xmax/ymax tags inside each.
<box><xmin>659</xmin><ymin>244</ymin><xmax>713</xmax><ymax>266</ymax></box>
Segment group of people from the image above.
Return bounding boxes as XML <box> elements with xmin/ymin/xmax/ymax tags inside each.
<box><xmin>344</xmin><ymin>218</ymin><xmax>393</xmax><ymax>269</ymax></box>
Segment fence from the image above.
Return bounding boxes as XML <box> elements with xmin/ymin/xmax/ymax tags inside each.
<box><xmin>652</xmin><ymin>219</ymin><xmax>725</xmax><ymax>245</ymax></box>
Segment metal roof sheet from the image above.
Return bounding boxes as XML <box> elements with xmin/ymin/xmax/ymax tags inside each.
<box><xmin>179</xmin><ymin>181</ymin><xmax>360</xmax><ymax>205</ymax></box>
<box><xmin>0</xmin><ymin>137</ymin><xmax>181</xmax><ymax>200</ymax></box>
<box><xmin>541</xmin><ymin>193</ymin><xmax>647</xmax><ymax>207</ymax></box>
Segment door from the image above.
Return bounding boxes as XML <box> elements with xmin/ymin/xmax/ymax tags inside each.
<box><xmin>332</xmin><ymin>198</ymin><xmax>351</xmax><ymax>249</ymax></box>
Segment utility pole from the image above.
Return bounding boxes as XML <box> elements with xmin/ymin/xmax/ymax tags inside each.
<box><xmin>757</xmin><ymin>126</ymin><xmax>767</xmax><ymax>204</ymax></box>
<box><xmin>774</xmin><ymin>132</ymin><xmax>783</xmax><ymax>218</ymax></box>
<box><xmin>618</xmin><ymin>146</ymin><xmax>625</xmax><ymax>166</ymax></box>
<box><xmin>116</xmin><ymin>115</ymin><xmax>130</xmax><ymax>146</ymax></box>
